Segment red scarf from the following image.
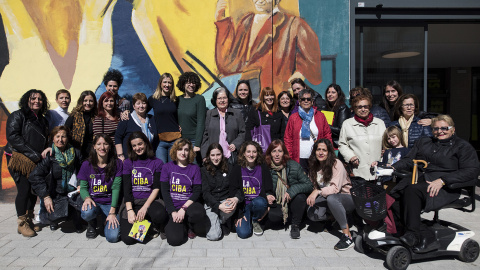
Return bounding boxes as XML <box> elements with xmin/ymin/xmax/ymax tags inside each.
<box><xmin>354</xmin><ymin>113</ymin><xmax>374</xmax><ymax>126</ymax></box>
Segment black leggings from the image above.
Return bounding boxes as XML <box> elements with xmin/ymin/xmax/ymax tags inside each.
<box><xmin>120</xmin><ymin>201</ymin><xmax>168</xmax><ymax>245</ymax></box>
<box><xmin>7</xmin><ymin>156</ymin><xmax>37</xmax><ymax>217</ymax></box>
<box><xmin>165</xmin><ymin>202</ymin><xmax>209</xmax><ymax>246</ymax></box>
<box><xmin>266</xmin><ymin>193</ymin><xmax>307</xmax><ymax>226</ymax></box>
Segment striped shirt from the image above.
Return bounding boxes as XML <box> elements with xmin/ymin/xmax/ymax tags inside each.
<box><xmin>92</xmin><ymin>117</ymin><xmax>119</xmax><ymax>144</ymax></box>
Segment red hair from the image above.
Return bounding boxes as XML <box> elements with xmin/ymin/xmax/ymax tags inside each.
<box><xmin>97</xmin><ymin>91</ymin><xmax>118</xmax><ymax>120</ymax></box>
<box><xmin>265</xmin><ymin>139</ymin><xmax>291</xmax><ymax>166</ymax></box>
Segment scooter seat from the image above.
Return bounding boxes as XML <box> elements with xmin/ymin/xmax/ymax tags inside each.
<box><xmin>438</xmin><ymin>197</ymin><xmax>472</xmax><ymax>210</ymax></box>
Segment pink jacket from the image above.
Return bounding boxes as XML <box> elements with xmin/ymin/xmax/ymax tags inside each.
<box><xmin>319</xmin><ymin>159</ymin><xmax>352</xmax><ymax>197</ymax></box>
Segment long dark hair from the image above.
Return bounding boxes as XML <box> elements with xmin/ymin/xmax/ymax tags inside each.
<box><xmin>72</xmin><ymin>90</ymin><xmax>97</xmax><ymax>115</ymax></box>
<box><xmin>88</xmin><ymin>134</ymin><xmax>117</xmax><ymax>181</ymax></box>
<box><xmin>237</xmin><ymin>141</ymin><xmax>264</xmax><ymax>168</ymax></box>
<box><xmin>308</xmin><ymin>139</ymin><xmax>337</xmax><ymax>189</ymax></box>
<box><xmin>233</xmin><ymin>80</ymin><xmax>252</xmax><ymax>102</ymax></box>
<box><xmin>324</xmin><ymin>84</ymin><xmax>346</xmax><ymax>112</ymax></box>
<box><xmin>204</xmin><ymin>143</ymin><xmax>229</xmax><ymax>176</ymax></box>
<box><xmin>19</xmin><ymin>89</ymin><xmax>50</xmax><ymax>116</ymax></box>
<box><xmin>127</xmin><ymin>132</ymin><xmax>155</xmax><ymax>161</ymax></box>
<box><xmin>382</xmin><ymin>80</ymin><xmax>403</xmax><ymax>115</ymax></box>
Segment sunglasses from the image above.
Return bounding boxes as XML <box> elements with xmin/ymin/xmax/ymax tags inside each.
<box><xmin>433</xmin><ymin>126</ymin><xmax>453</xmax><ymax>132</ymax></box>
<box><xmin>300</xmin><ymin>98</ymin><xmax>312</xmax><ymax>102</ymax></box>
<box><xmin>355</xmin><ymin>105</ymin><xmax>369</xmax><ymax>110</ymax></box>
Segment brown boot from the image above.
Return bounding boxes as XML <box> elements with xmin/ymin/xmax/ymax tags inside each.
<box><xmin>17</xmin><ymin>215</ymin><xmax>36</xmax><ymax>237</ymax></box>
<box><xmin>26</xmin><ymin>210</ymin><xmax>42</xmax><ymax>232</ymax></box>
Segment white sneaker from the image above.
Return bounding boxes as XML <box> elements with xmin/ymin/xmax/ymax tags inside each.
<box><xmin>368</xmin><ymin>230</ymin><xmax>386</xmax><ymax>240</ymax></box>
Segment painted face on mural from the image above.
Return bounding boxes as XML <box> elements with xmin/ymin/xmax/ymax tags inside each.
<box><xmin>237</xmin><ymin>83</ymin><xmax>250</xmax><ymax>101</ymax></box>
<box><xmin>106</xmin><ymin>80</ymin><xmax>119</xmax><ymax>94</ymax></box>
<box><xmin>28</xmin><ymin>93</ymin><xmax>43</xmax><ymax>113</ymax></box>
<box><xmin>161</xmin><ymin>77</ymin><xmax>173</xmax><ymax>96</ymax></box>
<box><xmin>253</xmin><ymin>0</ymin><xmax>276</xmax><ymax>13</ymax></box>
<box><xmin>56</xmin><ymin>93</ymin><xmax>71</xmax><ymax>110</ymax></box>
<box><xmin>83</xmin><ymin>95</ymin><xmax>95</xmax><ymax>112</ymax></box>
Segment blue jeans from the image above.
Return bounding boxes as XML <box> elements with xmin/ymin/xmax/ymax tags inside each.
<box><xmin>81</xmin><ymin>203</ymin><xmax>120</xmax><ymax>243</ymax></box>
<box><xmin>156</xmin><ymin>140</ymin><xmax>175</xmax><ymax>163</ymax></box>
<box><xmin>236</xmin><ymin>196</ymin><xmax>268</xmax><ymax>239</ymax></box>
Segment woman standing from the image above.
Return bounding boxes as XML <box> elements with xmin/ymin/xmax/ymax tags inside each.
<box><xmin>201</xmin><ymin>87</ymin><xmax>245</xmax><ymax>160</ymax></box>
<box><xmin>277</xmin><ymin>91</ymin><xmax>294</xmax><ymax>123</ymax></box>
<box><xmin>65</xmin><ymin>90</ymin><xmax>97</xmax><ymax>160</ymax></box>
<box><xmin>160</xmin><ymin>139</ymin><xmax>208</xmax><ymax>246</ymax></box>
<box><xmin>264</xmin><ymin>140</ymin><xmax>312</xmax><ymax>239</ymax></box>
<box><xmin>148</xmin><ymin>73</ymin><xmax>181</xmax><ymax>163</ymax></box>
<box><xmin>380</xmin><ymin>80</ymin><xmax>403</xmax><ymax>121</ymax></box>
<box><xmin>230</xmin><ymin>80</ymin><xmax>256</xmax><ymax>124</ymax></box>
<box><xmin>115</xmin><ymin>93</ymin><xmax>157</xmax><ymax>161</ymax></box>
<box><xmin>338</xmin><ymin>94</ymin><xmax>386</xmax><ymax>180</ymax></box>
<box><xmin>29</xmin><ymin>126</ymin><xmax>83</xmax><ymax>232</ymax></box>
<box><xmin>245</xmin><ymin>87</ymin><xmax>286</xmax><ymax>145</ymax></box>
<box><xmin>120</xmin><ymin>132</ymin><xmax>168</xmax><ymax>245</ymax></box>
<box><xmin>320</xmin><ymin>84</ymin><xmax>350</xmax><ymax>148</ymax></box>
<box><xmin>93</xmin><ymin>91</ymin><xmax>119</xmax><ymax>143</ymax></box>
<box><xmin>389</xmin><ymin>94</ymin><xmax>432</xmax><ymax>148</ymax></box>
<box><xmin>306</xmin><ymin>139</ymin><xmax>355</xmax><ymax>251</ymax></box>
<box><xmin>6</xmin><ymin>89</ymin><xmax>49</xmax><ymax>237</ymax></box>
<box><xmin>78</xmin><ymin>134</ymin><xmax>122</xmax><ymax>242</ymax></box>
<box><xmin>202</xmin><ymin>143</ymin><xmax>237</xmax><ymax>240</ymax></box>
<box><xmin>177</xmin><ymin>72</ymin><xmax>207</xmax><ymax>160</ymax></box>
<box><xmin>230</xmin><ymin>141</ymin><xmax>273</xmax><ymax>238</ymax></box>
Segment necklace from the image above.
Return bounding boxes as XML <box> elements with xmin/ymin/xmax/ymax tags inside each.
<box><xmin>161</xmin><ymin>96</ymin><xmax>169</xmax><ymax>103</ymax></box>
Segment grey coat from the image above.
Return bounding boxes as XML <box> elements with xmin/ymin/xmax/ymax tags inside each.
<box><xmin>201</xmin><ymin>108</ymin><xmax>246</xmax><ymax>158</ymax></box>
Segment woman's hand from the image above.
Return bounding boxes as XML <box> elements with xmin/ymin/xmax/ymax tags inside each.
<box><xmin>267</xmin><ymin>194</ymin><xmax>276</xmax><ymax>205</ymax></box>
<box><xmin>228</xmin><ymin>144</ymin><xmax>236</xmax><ymax>152</ymax></box>
<box><xmin>307</xmin><ymin>189</ymin><xmax>320</xmax><ymax>207</ymax></box>
<box><xmin>284</xmin><ymin>192</ymin><xmax>291</xmax><ymax>203</ymax></box>
<box><xmin>117</xmin><ymin>154</ymin><xmax>125</xmax><ymax>161</ymax></box>
<box><xmin>127</xmin><ymin>210</ymin><xmax>136</xmax><ymax>224</ymax></box>
<box><xmin>136</xmin><ymin>206</ymin><xmax>148</xmax><ymax>222</ymax></box>
<box><xmin>106</xmin><ymin>213</ymin><xmax>119</xmax><ymax>229</ymax></box>
<box><xmin>44</xmin><ymin>197</ymin><xmax>54</xmax><ymax>213</ymax></box>
<box><xmin>235</xmin><ymin>216</ymin><xmax>247</xmax><ymax>227</ymax></box>
<box><xmin>426</xmin><ymin>179</ymin><xmax>444</xmax><ymax>197</ymax></box>
<box><xmin>215</xmin><ymin>0</ymin><xmax>228</xmax><ymax>21</ymax></box>
<box><xmin>193</xmin><ymin>146</ymin><xmax>201</xmax><ymax>152</ymax></box>
<box><xmin>418</xmin><ymin>118</ymin><xmax>432</xmax><ymax>127</ymax></box>
<box><xmin>224</xmin><ymin>197</ymin><xmax>238</xmax><ymax>213</ymax></box>
<box><xmin>82</xmin><ymin>197</ymin><xmax>96</xmax><ymax>211</ymax></box>
<box><xmin>172</xmin><ymin>209</ymin><xmax>185</xmax><ymax>223</ymax></box>
<box><xmin>120</xmin><ymin>110</ymin><xmax>130</xmax><ymax>121</ymax></box>
<box><xmin>350</xmin><ymin>156</ymin><xmax>359</xmax><ymax>167</ymax></box>
<box><xmin>41</xmin><ymin>147</ymin><xmax>53</xmax><ymax>158</ymax></box>
<box><xmin>371</xmin><ymin>161</ymin><xmax>378</xmax><ymax>168</ymax></box>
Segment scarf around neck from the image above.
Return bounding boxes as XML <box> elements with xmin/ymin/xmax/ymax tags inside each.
<box><xmin>298</xmin><ymin>107</ymin><xmax>314</xmax><ymax>140</ymax></box>
<box><xmin>53</xmin><ymin>143</ymin><xmax>76</xmax><ymax>193</ymax></box>
<box><xmin>354</xmin><ymin>113</ymin><xmax>374</xmax><ymax>126</ymax></box>
<box><xmin>218</xmin><ymin>110</ymin><xmax>231</xmax><ymax>158</ymax></box>
<box><xmin>271</xmin><ymin>161</ymin><xmax>289</xmax><ymax>224</ymax></box>
<box><xmin>398</xmin><ymin>115</ymin><xmax>414</xmax><ymax>146</ymax></box>
<box><xmin>131</xmin><ymin>111</ymin><xmax>153</xmax><ymax>142</ymax></box>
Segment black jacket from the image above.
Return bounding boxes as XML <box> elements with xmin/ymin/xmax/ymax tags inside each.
<box><xmin>229</xmin><ymin>98</ymin><xmax>256</xmax><ymax>124</ymax></box>
<box><xmin>5</xmin><ymin>109</ymin><xmax>49</xmax><ymax>163</ymax></box>
<box><xmin>318</xmin><ymin>103</ymin><xmax>351</xmax><ymax>146</ymax></box>
<box><xmin>29</xmin><ymin>147</ymin><xmax>82</xmax><ymax>198</ymax></box>
<box><xmin>392</xmin><ymin>135</ymin><xmax>480</xmax><ymax>210</ymax></box>
<box><xmin>201</xmin><ymin>164</ymin><xmax>232</xmax><ymax>215</ymax></box>
<box><xmin>245</xmin><ymin>108</ymin><xmax>286</xmax><ymax>141</ymax></box>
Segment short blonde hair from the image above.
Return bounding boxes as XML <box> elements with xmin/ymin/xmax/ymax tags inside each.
<box><xmin>431</xmin><ymin>114</ymin><xmax>455</xmax><ymax>128</ymax></box>
<box><xmin>169</xmin><ymin>138</ymin><xmax>195</xmax><ymax>164</ymax></box>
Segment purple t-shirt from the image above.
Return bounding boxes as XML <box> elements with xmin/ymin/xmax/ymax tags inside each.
<box><xmin>77</xmin><ymin>159</ymin><xmax>123</xmax><ymax>205</ymax></box>
<box><xmin>241</xmin><ymin>165</ymin><xmax>262</xmax><ymax>204</ymax></box>
<box><xmin>160</xmin><ymin>162</ymin><xmax>201</xmax><ymax>209</ymax></box>
<box><xmin>123</xmin><ymin>158</ymin><xmax>164</xmax><ymax>199</ymax></box>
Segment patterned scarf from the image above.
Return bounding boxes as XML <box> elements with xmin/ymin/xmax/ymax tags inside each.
<box><xmin>71</xmin><ymin>111</ymin><xmax>85</xmax><ymax>148</ymax></box>
<box><xmin>53</xmin><ymin>143</ymin><xmax>76</xmax><ymax>193</ymax></box>
<box><xmin>398</xmin><ymin>115</ymin><xmax>414</xmax><ymax>147</ymax></box>
<box><xmin>298</xmin><ymin>107</ymin><xmax>314</xmax><ymax>140</ymax></box>
<box><xmin>271</xmin><ymin>162</ymin><xmax>289</xmax><ymax>224</ymax></box>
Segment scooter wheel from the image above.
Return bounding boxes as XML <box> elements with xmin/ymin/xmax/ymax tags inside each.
<box><xmin>458</xmin><ymin>239</ymin><xmax>479</xmax><ymax>262</ymax></box>
<box><xmin>386</xmin><ymin>246</ymin><xmax>411</xmax><ymax>270</ymax></box>
<box><xmin>354</xmin><ymin>235</ymin><xmax>373</xmax><ymax>254</ymax></box>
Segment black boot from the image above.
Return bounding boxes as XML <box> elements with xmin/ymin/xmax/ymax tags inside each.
<box><xmin>86</xmin><ymin>219</ymin><xmax>98</xmax><ymax>239</ymax></box>
<box><xmin>49</xmin><ymin>222</ymin><xmax>59</xmax><ymax>231</ymax></box>
<box><xmin>413</xmin><ymin>234</ymin><xmax>440</xmax><ymax>253</ymax></box>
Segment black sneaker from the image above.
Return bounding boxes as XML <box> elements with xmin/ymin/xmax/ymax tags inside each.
<box><xmin>221</xmin><ymin>224</ymin><xmax>230</xmax><ymax>237</ymax></box>
<box><xmin>86</xmin><ymin>220</ymin><xmax>98</xmax><ymax>239</ymax></box>
<box><xmin>290</xmin><ymin>224</ymin><xmax>301</xmax><ymax>239</ymax></box>
<box><xmin>334</xmin><ymin>234</ymin><xmax>354</xmax><ymax>251</ymax></box>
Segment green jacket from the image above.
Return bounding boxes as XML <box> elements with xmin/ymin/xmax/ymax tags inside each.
<box><xmin>269</xmin><ymin>160</ymin><xmax>313</xmax><ymax>199</ymax></box>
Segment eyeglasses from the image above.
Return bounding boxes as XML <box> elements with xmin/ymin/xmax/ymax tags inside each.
<box><xmin>300</xmin><ymin>98</ymin><xmax>312</xmax><ymax>102</ymax></box>
<box><xmin>355</xmin><ymin>105</ymin><xmax>369</xmax><ymax>110</ymax></box>
<box><xmin>401</xmin><ymin>104</ymin><xmax>415</xmax><ymax>108</ymax></box>
<box><xmin>217</xmin><ymin>97</ymin><xmax>228</xmax><ymax>101</ymax></box>
<box><xmin>433</xmin><ymin>126</ymin><xmax>453</xmax><ymax>132</ymax></box>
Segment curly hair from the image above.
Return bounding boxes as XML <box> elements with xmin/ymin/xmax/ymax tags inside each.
<box><xmin>256</xmin><ymin>87</ymin><xmax>278</xmax><ymax>112</ymax></box>
<box><xmin>308</xmin><ymin>139</ymin><xmax>337</xmax><ymax>190</ymax></box>
<box><xmin>152</xmin><ymin>73</ymin><xmax>176</xmax><ymax>102</ymax></box>
<box><xmin>277</xmin><ymin>91</ymin><xmax>293</xmax><ymax>111</ymax></box>
<box><xmin>204</xmin><ymin>143</ymin><xmax>229</xmax><ymax>176</ymax></box>
<box><xmin>233</xmin><ymin>80</ymin><xmax>252</xmax><ymax>102</ymax></box>
<box><xmin>176</xmin><ymin>72</ymin><xmax>201</xmax><ymax>93</ymax></box>
<box><xmin>97</xmin><ymin>91</ymin><xmax>118</xmax><ymax>120</ymax></box>
<box><xmin>88</xmin><ymin>134</ymin><xmax>117</xmax><ymax>182</ymax></box>
<box><xmin>103</xmin><ymin>69</ymin><xmax>123</xmax><ymax>87</ymax></box>
<box><xmin>170</xmin><ymin>138</ymin><xmax>195</xmax><ymax>164</ymax></box>
<box><xmin>72</xmin><ymin>90</ymin><xmax>97</xmax><ymax>115</ymax></box>
<box><xmin>394</xmin><ymin>94</ymin><xmax>420</xmax><ymax>119</ymax></box>
<box><xmin>324</xmin><ymin>84</ymin><xmax>346</xmax><ymax>112</ymax></box>
<box><xmin>19</xmin><ymin>89</ymin><xmax>50</xmax><ymax>116</ymax></box>
<box><xmin>127</xmin><ymin>131</ymin><xmax>155</xmax><ymax>161</ymax></box>
<box><xmin>265</xmin><ymin>139</ymin><xmax>290</xmax><ymax>166</ymax></box>
<box><xmin>237</xmin><ymin>141</ymin><xmax>264</xmax><ymax>168</ymax></box>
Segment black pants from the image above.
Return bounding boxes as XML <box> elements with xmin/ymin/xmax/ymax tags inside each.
<box><xmin>7</xmin><ymin>155</ymin><xmax>37</xmax><ymax>217</ymax></box>
<box><xmin>266</xmin><ymin>193</ymin><xmax>307</xmax><ymax>227</ymax></box>
<box><xmin>120</xmin><ymin>201</ymin><xmax>169</xmax><ymax>245</ymax></box>
<box><xmin>299</xmin><ymin>158</ymin><xmax>309</xmax><ymax>174</ymax></box>
<box><xmin>165</xmin><ymin>202</ymin><xmax>208</xmax><ymax>246</ymax></box>
<box><xmin>402</xmin><ymin>182</ymin><xmax>433</xmax><ymax>233</ymax></box>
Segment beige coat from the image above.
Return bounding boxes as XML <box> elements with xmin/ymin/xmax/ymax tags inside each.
<box><xmin>338</xmin><ymin>117</ymin><xmax>386</xmax><ymax>180</ymax></box>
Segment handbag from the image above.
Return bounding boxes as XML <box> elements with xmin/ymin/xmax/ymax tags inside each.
<box><xmin>250</xmin><ymin>111</ymin><xmax>271</xmax><ymax>153</ymax></box>
<box><xmin>41</xmin><ymin>195</ymin><xmax>69</xmax><ymax>222</ymax></box>
<box><xmin>228</xmin><ymin>150</ymin><xmax>238</xmax><ymax>166</ymax></box>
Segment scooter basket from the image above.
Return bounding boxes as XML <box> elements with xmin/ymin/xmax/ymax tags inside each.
<box><xmin>351</xmin><ymin>182</ymin><xmax>387</xmax><ymax>221</ymax></box>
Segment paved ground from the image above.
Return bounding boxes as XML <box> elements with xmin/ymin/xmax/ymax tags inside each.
<box><xmin>0</xmin><ymin>190</ymin><xmax>479</xmax><ymax>269</ymax></box>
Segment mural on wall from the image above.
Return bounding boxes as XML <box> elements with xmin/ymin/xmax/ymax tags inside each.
<box><xmin>0</xmin><ymin>0</ymin><xmax>349</xmax><ymax>190</ymax></box>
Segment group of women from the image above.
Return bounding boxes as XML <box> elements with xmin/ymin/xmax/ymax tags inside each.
<box><xmin>6</xmin><ymin>75</ymin><xmax>479</xmax><ymax>252</ymax></box>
